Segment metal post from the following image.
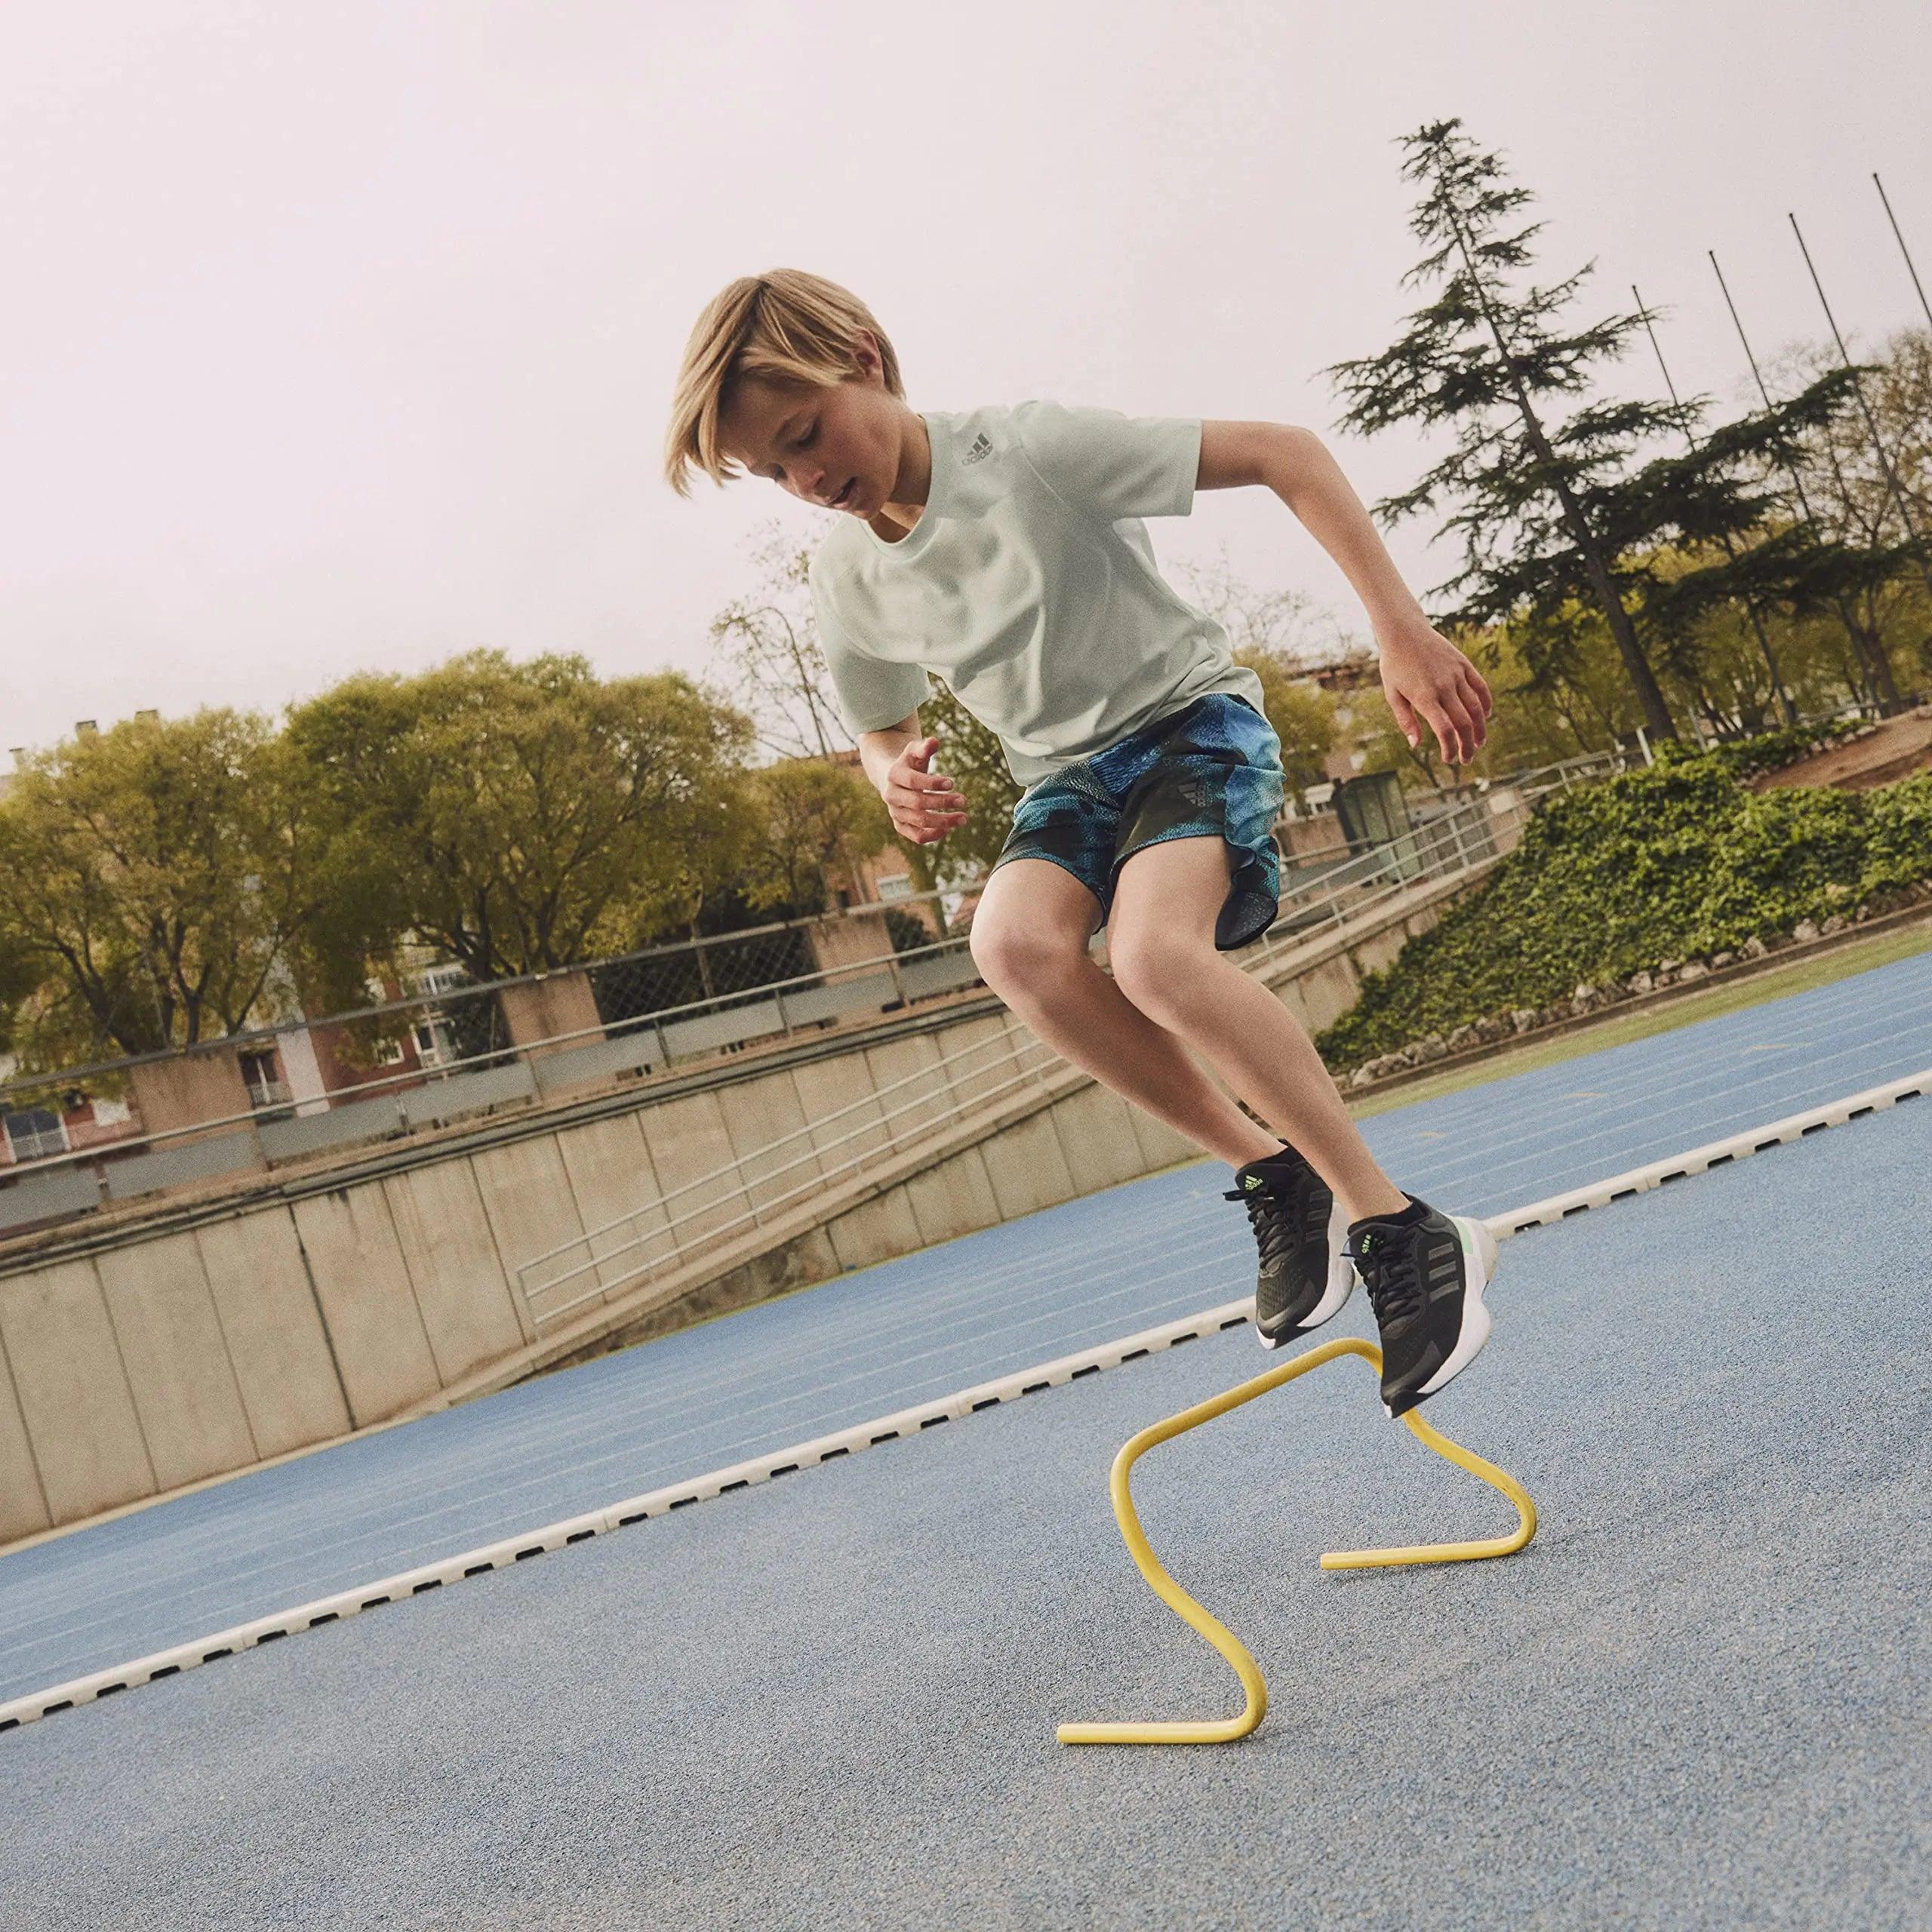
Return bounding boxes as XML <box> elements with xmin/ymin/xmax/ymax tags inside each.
<box><xmin>1873</xmin><ymin>173</ymin><xmax>1932</xmax><ymax>334</ymax></box>
<box><xmin>1710</xmin><ymin>248</ymin><xmax>1887</xmax><ymax>705</ymax></box>
<box><xmin>1633</xmin><ymin>283</ymin><xmax>1795</xmax><ymax>724</ymax></box>
<box><xmin>1789</xmin><ymin>212</ymin><xmax>1932</xmax><ymax>606</ymax></box>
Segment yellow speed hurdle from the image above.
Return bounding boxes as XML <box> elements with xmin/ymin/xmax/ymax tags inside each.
<box><xmin>1057</xmin><ymin>1334</ymin><xmax>1537</xmax><ymax>1747</ymax></box>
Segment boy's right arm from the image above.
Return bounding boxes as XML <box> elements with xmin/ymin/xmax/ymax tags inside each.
<box><xmin>859</xmin><ymin>714</ymin><xmax>970</xmax><ymax>846</ymax></box>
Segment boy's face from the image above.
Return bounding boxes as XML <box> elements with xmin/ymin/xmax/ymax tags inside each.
<box><xmin>717</xmin><ymin>333</ymin><xmax>913</xmax><ymax>521</ymax></box>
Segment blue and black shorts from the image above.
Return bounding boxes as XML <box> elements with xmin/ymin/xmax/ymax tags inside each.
<box><xmin>989</xmin><ymin>691</ymin><xmax>1284</xmax><ymax>951</ymax></box>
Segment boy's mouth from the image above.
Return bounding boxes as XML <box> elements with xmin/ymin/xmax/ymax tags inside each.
<box><xmin>831</xmin><ymin>478</ymin><xmax>855</xmax><ymax>509</ymax></box>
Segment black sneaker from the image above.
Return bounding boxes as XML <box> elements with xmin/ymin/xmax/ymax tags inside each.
<box><xmin>1346</xmin><ymin>1196</ymin><xmax>1497</xmax><ymax>1417</ymax></box>
<box><xmin>1224</xmin><ymin>1140</ymin><xmax>1356</xmax><ymax>1349</ymax></box>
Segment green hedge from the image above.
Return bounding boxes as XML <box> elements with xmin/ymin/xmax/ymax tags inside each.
<box><xmin>1651</xmin><ymin>715</ymin><xmax>1854</xmax><ymax>780</ymax></box>
<box><xmin>1315</xmin><ymin>752</ymin><xmax>1932</xmax><ymax>1070</ymax></box>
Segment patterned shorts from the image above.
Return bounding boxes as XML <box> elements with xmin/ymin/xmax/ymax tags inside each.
<box><xmin>989</xmin><ymin>691</ymin><xmax>1284</xmax><ymax>951</ymax></box>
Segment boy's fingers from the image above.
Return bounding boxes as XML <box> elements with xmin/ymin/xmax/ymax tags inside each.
<box><xmin>1423</xmin><ymin>697</ymin><xmax>1470</xmax><ymax>764</ymax></box>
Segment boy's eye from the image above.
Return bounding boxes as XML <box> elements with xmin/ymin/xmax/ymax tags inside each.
<box><xmin>799</xmin><ymin>424</ymin><xmax>817</xmax><ymax>446</ymax></box>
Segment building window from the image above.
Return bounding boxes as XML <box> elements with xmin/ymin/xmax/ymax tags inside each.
<box><xmin>2</xmin><ymin>1107</ymin><xmax>68</xmax><ymax>1163</ymax></box>
<box><xmin>876</xmin><ymin>872</ymin><xmax>912</xmax><ymax>902</ymax></box>
<box><xmin>238</xmin><ymin>1048</ymin><xmax>292</xmax><ymax>1111</ymax></box>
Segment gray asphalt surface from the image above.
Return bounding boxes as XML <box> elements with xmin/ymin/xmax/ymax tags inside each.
<box><xmin>6</xmin><ymin>943</ymin><xmax>1932</xmax><ymax>1702</ymax></box>
<box><xmin>3</xmin><ymin>1073</ymin><xmax>1927</xmax><ymax>1929</ymax></box>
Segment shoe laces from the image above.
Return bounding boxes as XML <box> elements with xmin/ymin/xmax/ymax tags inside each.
<box><xmin>1222</xmin><ymin>1172</ymin><xmax>1325</xmax><ymax>1269</ymax></box>
<box><xmin>1347</xmin><ymin>1224</ymin><xmax>1423</xmax><ymax>1324</ymax></box>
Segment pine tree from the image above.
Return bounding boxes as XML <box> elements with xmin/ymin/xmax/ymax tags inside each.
<box><xmin>1326</xmin><ymin>119</ymin><xmax>1879</xmax><ymax>741</ymax></box>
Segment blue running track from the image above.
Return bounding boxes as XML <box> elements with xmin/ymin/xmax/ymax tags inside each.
<box><xmin>5</xmin><ymin>990</ymin><xmax>1930</xmax><ymax>1928</ymax></box>
<box><xmin>2</xmin><ymin>946</ymin><xmax>1929</xmax><ymax>1705</ymax></box>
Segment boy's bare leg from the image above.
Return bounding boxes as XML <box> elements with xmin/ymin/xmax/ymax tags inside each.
<box><xmin>968</xmin><ymin>858</ymin><xmax>1285</xmax><ymax>1172</ymax></box>
<box><xmin>1103</xmin><ymin>835</ymin><xmax>1409</xmax><ymax>1223</ymax></box>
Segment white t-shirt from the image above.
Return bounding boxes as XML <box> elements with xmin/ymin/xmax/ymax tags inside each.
<box><xmin>808</xmin><ymin>400</ymin><xmax>1268</xmax><ymax>788</ymax></box>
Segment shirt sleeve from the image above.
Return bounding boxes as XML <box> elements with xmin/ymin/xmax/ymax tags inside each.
<box><xmin>811</xmin><ymin>562</ymin><xmax>932</xmax><ymax>734</ymax></box>
<box><xmin>1010</xmin><ymin>399</ymin><xmax>1201</xmax><ymax>521</ymax></box>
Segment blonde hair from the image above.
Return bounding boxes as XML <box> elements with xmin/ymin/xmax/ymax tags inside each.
<box><xmin>663</xmin><ymin>269</ymin><xmax>904</xmax><ymax>498</ymax></box>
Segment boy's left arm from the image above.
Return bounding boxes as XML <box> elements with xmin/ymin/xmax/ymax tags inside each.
<box><xmin>1196</xmin><ymin>420</ymin><xmax>1491</xmax><ymax>766</ymax></box>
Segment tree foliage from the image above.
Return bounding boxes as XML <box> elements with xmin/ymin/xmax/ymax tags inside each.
<box><xmin>0</xmin><ymin>711</ymin><xmax>358</xmax><ymax>1067</ymax></box>
<box><xmin>737</xmin><ymin>756</ymin><xmax>894</xmax><ymax>917</ymax></box>
<box><xmin>285</xmin><ymin>650</ymin><xmax>756</xmax><ymax>981</ymax></box>
<box><xmin>1324</xmin><ymin>118</ymin><xmax>1893</xmax><ymax>740</ymax></box>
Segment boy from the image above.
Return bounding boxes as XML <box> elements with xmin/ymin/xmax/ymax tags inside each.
<box><xmin>665</xmin><ymin>269</ymin><xmax>1498</xmax><ymax>1417</ymax></box>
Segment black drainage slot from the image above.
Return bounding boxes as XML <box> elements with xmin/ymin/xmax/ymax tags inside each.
<box><xmin>515</xmin><ymin>1547</ymin><xmax>543</xmax><ymax>1561</ymax></box>
<box><xmin>617</xmin><ymin>1512</ymin><xmax>649</xmax><ymax>1526</ymax></box>
<box><xmin>1850</xmin><ymin>1106</ymin><xmax>1874</xmax><ymax>1119</ymax></box>
<box><xmin>971</xmin><ymin>1398</ymin><xmax>1001</xmax><ymax>1412</ymax></box>
<box><xmin>413</xmin><ymin>1580</ymin><xmax>443</xmax><ymax>1594</ymax></box>
<box><xmin>919</xmin><ymin>1414</ymin><xmax>949</xmax><ymax>1429</ymax></box>
<box><xmin>822</xmin><ymin>1445</ymin><xmax>850</xmax><ymax>1458</ymax></box>
<box><xmin>871</xmin><ymin>1430</ymin><xmax>900</xmax><ymax>1444</ymax></box>
<box><xmin>1121</xmin><ymin>1348</ymin><xmax>1149</xmax><ymax>1362</ymax></box>
<box><xmin>1612</xmin><ymin>1189</ymin><xmax>1638</xmax><ymax>1201</ymax></box>
<box><xmin>464</xmin><ymin>1564</ymin><xmax>493</xmax><ymax>1578</ymax></box>
<box><xmin>1021</xmin><ymin>1383</ymin><xmax>1050</xmax><ymax>1396</ymax></box>
<box><xmin>1708</xmin><ymin>1153</ymin><xmax>1733</xmax><ymax>1167</ymax></box>
<box><xmin>721</xmin><ymin>1478</ymin><xmax>750</xmax><ymax>1493</ymax></box>
<box><xmin>668</xmin><ymin>1496</ymin><xmax>698</xmax><ymax>1509</ymax></box>
<box><xmin>770</xmin><ymin>1464</ymin><xmax>800</xmax><ymax>1477</ymax></box>
<box><xmin>1900</xmin><ymin>1088</ymin><xmax>1921</xmax><ymax>1102</ymax></box>
<box><xmin>1563</xmin><ymin>1203</ymin><xmax>1591</xmax><ymax>1217</ymax></box>
<box><xmin>152</xmin><ymin>1666</ymin><xmax>180</xmax><ymax>1679</ymax></box>
<box><xmin>42</xmin><ymin>1700</ymin><xmax>72</xmax><ymax>1715</ymax></box>
<box><xmin>257</xmin><ymin>1630</ymin><xmax>286</xmax><ymax>1644</ymax></box>
<box><xmin>0</xmin><ymin>1718</ymin><xmax>17</xmax><ymax>1731</ymax></box>
<box><xmin>1801</xmin><ymin>1121</ymin><xmax>1827</xmax><ymax>1135</ymax></box>
<box><xmin>304</xmin><ymin>1617</ymin><xmax>336</xmax><ymax>1631</ymax></box>
<box><xmin>1755</xmin><ymin>1139</ymin><xmax>1782</xmax><ymax>1152</ymax></box>
<box><xmin>1171</xmin><ymin>1331</ymin><xmax>1197</xmax><ymax>1346</ymax></box>
<box><xmin>361</xmin><ymin>1595</ymin><xmax>392</xmax><ymax>1611</ymax></box>
<box><xmin>1071</xmin><ymin>1364</ymin><xmax>1100</xmax><ymax>1380</ymax></box>
<box><xmin>202</xmin><ymin>1649</ymin><xmax>234</xmax><ymax>1662</ymax></box>
<box><xmin>1660</xmin><ymin>1171</ymin><xmax>1686</xmax><ymax>1183</ymax></box>
<box><xmin>1220</xmin><ymin>1316</ymin><xmax>1247</xmax><ymax>1331</ymax></box>
<box><xmin>96</xmin><ymin>1683</ymin><xmax>126</xmax><ymax>1697</ymax></box>
<box><xmin>566</xmin><ymin>1530</ymin><xmax>596</xmax><ymax>1543</ymax></box>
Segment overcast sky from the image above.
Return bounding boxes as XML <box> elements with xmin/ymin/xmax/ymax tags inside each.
<box><xmin>3</xmin><ymin>0</ymin><xmax>1928</xmax><ymax>760</ymax></box>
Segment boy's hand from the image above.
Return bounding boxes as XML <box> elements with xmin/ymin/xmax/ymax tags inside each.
<box><xmin>884</xmin><ymin>737</ymin><xmax>969</xmax><ymax>844</ymax></box>
<box><xmin>1377</xmin><ymin>622</ymin><xmax>1494</xmax><ymax>767</ymax></box>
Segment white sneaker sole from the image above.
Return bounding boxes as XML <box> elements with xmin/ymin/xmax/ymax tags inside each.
<box><xmin>1255</xmin><ymin>1201</ymin><xmax>1358</xmax><ymax>1349</ymax></box>
<box><xmin>1390</xmin><ymin>1214</ymin><xmax>1497</xmax><ymax>1412</ymax></box>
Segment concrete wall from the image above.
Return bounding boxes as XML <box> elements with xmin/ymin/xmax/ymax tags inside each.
<box><xmin>0</xmin><ymin>878</ymin><xmax>1469</xmax><ymax>1542</ymax></box>
<box><xmin>499</xmin><ymin>972</ymin><xmax>603</xmax><ymax>1057</ymax></box>
<box><xmin>126</xmin><ymin>1044</ymin><xmax>261</xmax><ymax>1151</ymax></box>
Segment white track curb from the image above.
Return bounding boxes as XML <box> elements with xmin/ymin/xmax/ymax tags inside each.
<box><xmin>3</xmin><ymin>1066</ymin><xmax>1924</xmax><ymax>1735</ymax></box>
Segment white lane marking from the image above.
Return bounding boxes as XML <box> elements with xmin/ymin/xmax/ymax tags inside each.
<box><xmin>23</xmin><ymin>969</ymin><xmax>1930</xmax><ymax>1620</ymax></box>
<box><xmin>11</xmin><ymin>984</ymin><xmax>1932</xmax><ymax>1641</ymax></box>
<box><xmin>3</xmin><ymin>1064</ymin><xmax>1924</xmax><ymax>1736</ymax></box>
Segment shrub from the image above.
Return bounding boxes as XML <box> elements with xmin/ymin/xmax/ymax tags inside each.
<box><xmin>1316</xmin><ymin>755</ymin><xmax>1932</xmax><ymax>1070</ymax></box>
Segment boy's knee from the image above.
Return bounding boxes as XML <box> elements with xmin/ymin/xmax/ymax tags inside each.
<box><xmin>969</xmin><ymin>917</ymin><xmax>1088</xmax><ymax>999</ymax></box>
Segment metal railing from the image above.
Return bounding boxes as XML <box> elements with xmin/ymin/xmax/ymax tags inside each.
<box><xmin>511</xmin><ymin>768</ymin><xmax>1598</xmax><ymax>1332</ymax></box>
<box><xmin>0</xmin><ymin>752</ymin><xmax>1624</xmax><ymax>1235</ymax></box>
<box><xmin>518</xmin><ymin>1014</ymin><xmax>1064</xmax><ymax>1331</ymax></box>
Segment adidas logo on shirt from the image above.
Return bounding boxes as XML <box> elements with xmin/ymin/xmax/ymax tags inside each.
<box><xmin>962</xmin><ymin>432</ymin><xmax>994</xmax><ymax>464</ymax></box>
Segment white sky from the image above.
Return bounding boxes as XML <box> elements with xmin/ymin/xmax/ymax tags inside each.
<box><xmin>3</xmin><ymin>0</ymin><xmax>1929</xmax><ymax>759</ymax></box>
